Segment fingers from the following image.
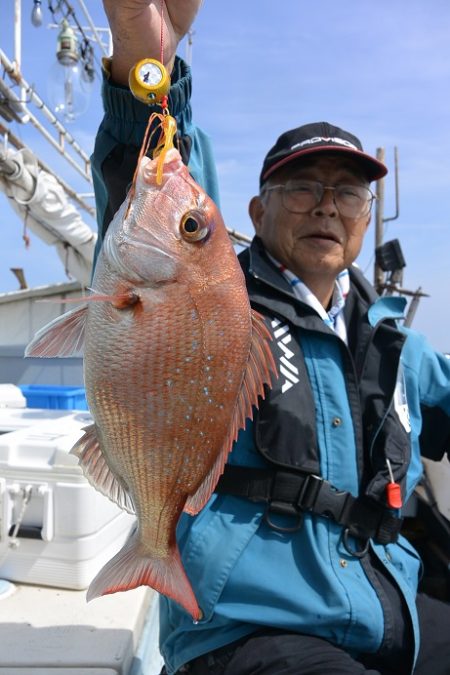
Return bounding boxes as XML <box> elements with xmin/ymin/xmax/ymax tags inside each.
<box><xmin>103</xmin><ymin>0</ymin><xmax>203</xmax><ymax>85</ymax></box>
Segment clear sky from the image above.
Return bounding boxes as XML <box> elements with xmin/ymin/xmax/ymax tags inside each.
<box><xmin>1</xmin><ymin>1</ymin><xmax>450</xmax><ymax>351</ymax></box>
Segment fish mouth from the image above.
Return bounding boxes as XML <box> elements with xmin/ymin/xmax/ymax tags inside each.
<box><xmin>140</xmin><ymin>149</ymin><xmax>186</xmax><ymax>186</ymax></box>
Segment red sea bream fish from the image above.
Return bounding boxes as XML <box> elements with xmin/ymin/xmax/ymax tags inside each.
<box><xmin>26</xmin><ymin>145</ymin><xmax>276</xmax><ymax>620</ymax></box>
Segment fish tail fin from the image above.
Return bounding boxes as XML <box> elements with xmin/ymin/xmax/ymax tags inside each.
<box><xmin>87</xmin><ymin>531</ymin><xmax>201</xmax><ymax>621</ymax></box>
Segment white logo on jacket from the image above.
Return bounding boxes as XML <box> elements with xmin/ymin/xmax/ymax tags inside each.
<box><xmin>271</xmin><ymin>318</ymin><xmax>300</xmax><ymax>393</ymax></box>
<box><xmin>394</xmin><ymin>365</ymin><xmax>411</xmax><ymax>433</ymax></box>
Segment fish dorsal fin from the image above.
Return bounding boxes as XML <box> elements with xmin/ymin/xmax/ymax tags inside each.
<box><xmin>184</xmin><ymin>309</ymin><xmax>277</xmax><ymax>515</ymax></box>
<box><xmin>25</xmin><ymin>304</ymin><xmax>87</xmax><ymax>358</ymax></box>
<box><xmin>71</xmin><ymin>424</ymin><xmax>135</xmax><ymax>515</ymax></box>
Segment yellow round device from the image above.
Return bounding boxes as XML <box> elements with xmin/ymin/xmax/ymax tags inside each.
<box><xmin>129</xmin><ymin>58</ymin><xmax>171</xmax><ymax>104</ymax></box>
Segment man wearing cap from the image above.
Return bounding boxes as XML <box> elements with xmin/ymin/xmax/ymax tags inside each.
<box><xmin>94</xmin><ymin>2</ymin><xmax>450</xmax><ymax>673</ymax></box>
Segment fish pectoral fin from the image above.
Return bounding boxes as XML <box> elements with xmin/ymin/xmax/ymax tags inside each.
<box><xmin>25</xmin><ymin>304</ymin><xmax>88</xmax><ymax>358</ymax></box>
<box><xmin>184</xmin><ymin>309</ymin><xmax>277</xmax><ymax>516</ymax></box>
<box><xmin>84</xmin><ymin>288</ymin><xmax>141</xmax><ymax>309</ymax></box>
<box><xmin>71</xmin><ymin>424</ymin><xmax>135</xmax><ymax>515</ymax></box>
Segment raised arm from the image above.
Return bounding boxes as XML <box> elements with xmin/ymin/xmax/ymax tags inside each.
<box><xmin>92</xmin><ymin>0</ymin><xmax>219</xmax><ymax>265</ymax></box>
<box><xmin>103</xmin><ymin>0</ymin><xmax>203</xmax><ymax>84</ymax></box>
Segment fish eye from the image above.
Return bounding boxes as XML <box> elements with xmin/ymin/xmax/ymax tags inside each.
<box><xmin>184</xmin><ymin>217</ymin><xmax>199</xmax><ymax>233</ymax></box>
<box><xmin>180</xmin><ymin>210</ymin><xmax>209</xmax><ymax>242</ymax></box>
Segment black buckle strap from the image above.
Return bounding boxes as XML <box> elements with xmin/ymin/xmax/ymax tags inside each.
<box><xmin>297</xmin><ymin>474</ymin><xmax>354</xmax><ymax>524</ymax></box>
<box><xmin>215</xmin><ymin>465</ymin><xmax>402</xmax><ymax>547</ymax></box>
<box><xmin>264</xmin><ymin>473</ymin><xmax>355</xmax><ymax>534</ymax></box>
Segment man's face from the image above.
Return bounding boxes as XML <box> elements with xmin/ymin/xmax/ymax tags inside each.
<box><xmin>249</xmin><ymin>155</ymin><xmax>373</xmax><ymax>286</ymax></box>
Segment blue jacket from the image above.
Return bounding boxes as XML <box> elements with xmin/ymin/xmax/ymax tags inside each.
<box><xmin>92</xmin><ymin>57</ymin><xmax>450</xmax><ymax>675</ymax></box>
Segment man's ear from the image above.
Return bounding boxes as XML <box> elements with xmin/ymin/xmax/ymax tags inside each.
<box><xmin>249</xmin><ymin>195</ymin><xmax>264</xmax><ymax>234</ymax></box>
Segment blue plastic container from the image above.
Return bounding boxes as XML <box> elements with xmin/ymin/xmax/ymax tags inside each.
<box><xmin>19</xmin><ymin>385</ymin><xmax>88</xmax><ymax>410</ymax></box>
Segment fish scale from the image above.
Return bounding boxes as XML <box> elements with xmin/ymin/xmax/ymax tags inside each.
<box><xmin>26</xmin><ymin>145</ymin><xmax>277</xmax><ymax>620</ymax></box>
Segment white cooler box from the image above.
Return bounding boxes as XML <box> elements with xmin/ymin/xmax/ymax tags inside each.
<box><xmin>0</xmin><ymin>407</ymin><xmax>136</xmax><ymax>590</ymax></box>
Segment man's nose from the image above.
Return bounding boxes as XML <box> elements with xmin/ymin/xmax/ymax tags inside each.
<box><xmin>312</xmin><ymin>187</ymin><xmax>338</xmax><ymax>217</ymax></box>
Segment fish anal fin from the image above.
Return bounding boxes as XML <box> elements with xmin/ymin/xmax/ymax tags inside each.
<box><xmin>25</xmin><ymin>304</ymin><xmax>87</xmax><ymax>358</ymax></box>
<box><xmin>184</xmin><ymin>309</ymin><xmax>277</xmax><ymax>516</ymax></box>
<box><xmin>87</xmin><ymin>531</ymin><xmax>201</xmax><ymax>621</ymax></box>
<box><xmin>71</xmin><ymin>424</ymin><xmax>135</xmax><ymax>514</ymax></box>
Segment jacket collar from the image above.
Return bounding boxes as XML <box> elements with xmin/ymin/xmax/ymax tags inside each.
<box><xmin>247</xmin><ymin>237</ymin><xmax>295</xmax><ymax>298</ymax></box>
<box><xmin>347</xmin><ymin>265</ymin><xmax>407</xmax><ymax>324</ymax></box>
<box><xmin>243</xmin><ymin>238</ymin><xmax>322</xmax><ymax>330</ymax></box>
<box><xmin>246</xmin><ymin>237</ymin><xmax>407</xmax><ymax>325</ymax></box>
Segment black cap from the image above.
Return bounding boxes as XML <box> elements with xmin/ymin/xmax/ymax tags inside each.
<box><xmin>260</xmin><ymin>121</ymin><xmax>387</xmax><ymax>186</ymax></box>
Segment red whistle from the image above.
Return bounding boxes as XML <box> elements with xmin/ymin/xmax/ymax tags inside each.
<box><xmin>386</xmin><ymin>481</ymin><xmax>403</xmax><ymax>509</ymax></box>
<box><xmin>386</xmin><ymin>459</ymin><xmax>403</xmax><ymax>509</ymax></box>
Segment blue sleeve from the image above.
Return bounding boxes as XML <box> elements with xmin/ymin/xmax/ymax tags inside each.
<box><xmin>90</xmin><ymin>56</ymin><xmax>220</xmax><ymax>265</ymax></box>
<box><xmin>402</xmin><ymin>328</ymin><xmax>450</xmax><ymax>460</ymax></box>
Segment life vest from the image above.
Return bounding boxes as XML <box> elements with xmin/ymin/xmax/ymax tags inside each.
<box><xmin>215</xmin><ymin>239</ymin><xmax>410</xmax><ymax>554</ymax></box>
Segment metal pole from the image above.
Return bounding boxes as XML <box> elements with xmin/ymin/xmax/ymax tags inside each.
<box><xmin>383</xmin><ymin>146</ymin><xmax>400</xmax><ymax>223</ymax></box>
<box><xmin>186</xmin><ymin>29</ymin><xmax>195</xmax><ymax>66</ymax></box>
<box><xmin>0</xmin><ymin>49</ymin><xmax>91</xmax><ymax>181</ymax></box>
<box><xmin>226</xmin><ymin>228</ymin><xmax>252</xmax><ymax>246</ymax></box>
<box><xmin>404</xmin><ymin>288</ymin><xmax>422</xmax><ymax>327</ymax></box>
<box><xmin>14</xmin><ymin>0</ymin><xmax>21</xmax><ymax>71</ymax></box>
<box><xmin>14</xmin><ymin>0</ymin><xmax>26</xmax><ymax>107</ymax></box>
<box><xmin>75</xmin><ymin>0</ymin><xmax>109</xmax><ymax>57</ymax></box>
<box><xmin>374</xmin><ymin>147</ymin><xmax>385</xmax><ymax>292</ymax></box>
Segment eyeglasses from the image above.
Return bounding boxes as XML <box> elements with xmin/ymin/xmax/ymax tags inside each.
<box><xmin>262</xmin><ymin>179</ymin><xmax>376</xmax><ymax>218</ymax></box>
